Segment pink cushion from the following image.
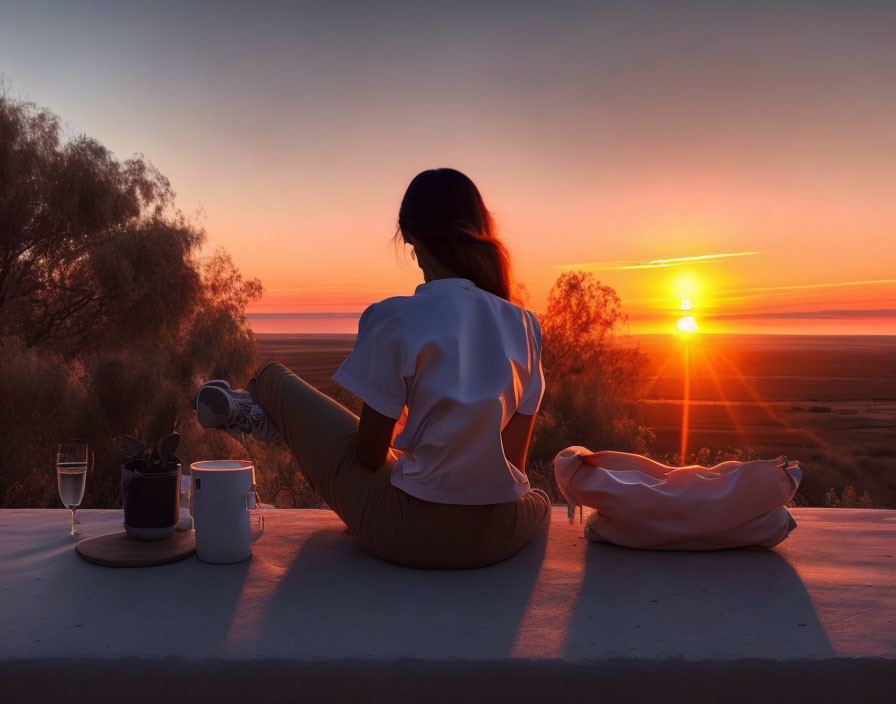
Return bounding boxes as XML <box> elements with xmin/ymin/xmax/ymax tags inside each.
<box><xmin>554</xmin><ymin>447</ymin><xmax>801</xmax><ymax>550</ymax></box>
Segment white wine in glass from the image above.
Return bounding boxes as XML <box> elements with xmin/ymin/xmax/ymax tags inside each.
<box><xmin>57</xmin><ymin>443</ymin><xmax>90</xmax><ymax>537</ymax></box>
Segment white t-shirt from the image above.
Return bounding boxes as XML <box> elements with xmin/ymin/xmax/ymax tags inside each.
<box><xmin>331</xmin><ymin>277</ymin><xmax>545</xmax><ymax>505</ymax></box>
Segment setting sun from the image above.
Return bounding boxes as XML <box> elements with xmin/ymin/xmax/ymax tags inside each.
<box><xmin>676</xmin><ymin>315</ymin><xmax>698</xmax><ymax>334</ymax></box>
<box><xmin>676</xmin><ymin>298</ymin><xmax>698</xmax><ymax>334</ymax></box>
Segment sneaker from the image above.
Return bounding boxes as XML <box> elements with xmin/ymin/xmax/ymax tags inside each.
<box><xmin>194</xmin><ymin>380</ymin><xmax>282</xmax><ymax>444</ymax></box>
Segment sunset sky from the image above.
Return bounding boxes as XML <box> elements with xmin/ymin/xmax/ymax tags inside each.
<box><xmin>2</xmin><ymin>0</ymin><xmax>894</xmax><ymax>334</ymax></box>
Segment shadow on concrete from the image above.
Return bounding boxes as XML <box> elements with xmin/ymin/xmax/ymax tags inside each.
<box><xmin>246</xmin><ymin>515</ymin><xmax>550</xmax><ymax>660</ymax></box>
<box><xmin>564</xmin><ymin>542</ymin><xmax>835</xmax><ymax>660</ymax></box>
<box><xmin>4</xmin><ymin>511</ymin><xmax>254</xmax><ymax>658</ymax></box>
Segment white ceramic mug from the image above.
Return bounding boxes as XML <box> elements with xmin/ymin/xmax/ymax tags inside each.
<box><xmin>190</xmin><ymin>460</ymin><xmax>264</xmax><ymax>564</ymax></box>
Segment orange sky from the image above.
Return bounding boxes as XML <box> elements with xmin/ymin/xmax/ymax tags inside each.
<box><xmin>2</xmin><ymin>2</ymin><xmax>894</xmax><ymax>334</ymax></box>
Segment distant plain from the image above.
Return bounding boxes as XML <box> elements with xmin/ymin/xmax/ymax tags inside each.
<box><xmin>256</xmin><ymin>333</ymin><xmax>896</xmax><ymax>507</ymax></box>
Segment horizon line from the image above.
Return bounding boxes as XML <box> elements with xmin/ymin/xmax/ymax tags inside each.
<box><xmin>249</xmin><ymin>307</ymin><xmax>896</xmax><ymax>321</ymax></box>
<box><xmin>252</xmin><ymin>330</ymin><xmax>896</xmax><ymax>338</ymax></box>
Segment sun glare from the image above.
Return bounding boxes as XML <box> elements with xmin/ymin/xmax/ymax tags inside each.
<box><xmin>674</xmin><ymin>274</ymin><xmax>699</xmax><ymax>301</ymax></box>
<box><xmin>676</xmin><ymin>297</ymin><xmax>698</xmax><ymax>334</ymax></box>
<box><xmin>677</xmin><ymin>315</ymin><xmax>698</xmax><ymax>333</ymax></box>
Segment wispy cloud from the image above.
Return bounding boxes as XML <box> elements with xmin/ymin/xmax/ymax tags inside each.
<box><xmin>555</xmin><ymin>251</ymin><xmax>764</xmax><ymax>271</ymax></box>
<box><xmin>718</xmin><ymin>278</ymin><xmax>896</xmax><ymax>295</ymax></box>
<box><xmin>248</xmin><ymin>312</ymin><xmax>362</xmax><ymax>319</ymax></box>
<box><xmin>267</xmin><ymin>286</ymin><xmax>346</xmax><ymax>292</ymax></box>
<box><xmin>706</xmin><ymin>308</ymin><xmax>896</xmax><ymax>321</ymax></box>
<box><xmin>268</xmin><ymin>282</ymin><xmax>386</xmax><ymax>293</ymax></box>
<box><xmin>628</xmin><ymin>308</ymin><xmax>896</xmax><ymax>321</ymax></box>
<box><xmin>638</xmin><ymin>277</ymin><xmax>896</xmax><ymax>307</ymax></box>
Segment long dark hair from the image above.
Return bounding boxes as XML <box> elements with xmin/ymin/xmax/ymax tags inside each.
<box><xmin>396</xmin><ymin>168</ymin><xmax>514</xmax><ymax>302</ymax></box>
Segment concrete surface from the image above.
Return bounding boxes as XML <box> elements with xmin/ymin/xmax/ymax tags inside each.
<box><xmin>1</xmin><ymin>507</ymin><xmax>894</xmax><ymax>703</ymax></box>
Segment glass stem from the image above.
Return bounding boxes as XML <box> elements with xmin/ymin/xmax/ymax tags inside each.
<box><xmin>70</xmin><ymin>508</ymin><xmax>77</xmax><ymax>536</ymax></box>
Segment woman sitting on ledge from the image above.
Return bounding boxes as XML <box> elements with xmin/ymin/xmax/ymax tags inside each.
<box><xmin>194</xmin><ymin>168</ymin><xmax>550</xmax><ymax>569</ymax></box>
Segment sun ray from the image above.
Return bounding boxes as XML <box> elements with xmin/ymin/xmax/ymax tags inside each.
<box><xmin>714</xmin><ymin>350</ymin><xmax>787</xmax><ymax>426</ymax></box>
<box><xmin>699</xmin><ymin>349</ymin><xmax>752</xmax><ymax>450</ymax></box>
<box><xmin>680</xmin><ymin>342</ymin><xmax>691</xmax><ymax>465</ymax></box>
<box><xmin>639</xmin><ymin>353</ymin><xmax>678</xmax><ymax>399</ymax></box>
<box><xmin>714</xmin><ymin>349</ymin><xmax>842</xmax><ymax>453</ymax></box>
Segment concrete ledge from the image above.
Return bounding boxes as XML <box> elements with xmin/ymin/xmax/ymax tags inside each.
<box><xmin>4</xmin><ymin>658</ymin><xmax>895</xmax><ymax>704</ymax></box>
<box><xmin>1</xmin><ymin>507</ymin><xmax>894</xmax><ymax>703</ymax></box>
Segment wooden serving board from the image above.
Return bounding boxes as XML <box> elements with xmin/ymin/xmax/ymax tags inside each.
<box><xmin>76</xmin><ymin>530</ymin><xmax>196</xmax><ymax>567</ymax></box>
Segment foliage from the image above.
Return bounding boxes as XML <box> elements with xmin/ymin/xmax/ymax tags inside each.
<box><xmin>526</xmin><ymin>271</ymin><xmax>654</xmax><ymax>500</ymax></box>
<box><xmin>824</xmin><ymin>486</ymin><xmax>875</xmax><ymax>508</ymax></box>
<box><xmin>656</xmin><ymin>445</ymin><xmax>759</xmax><ymax>469</ymax></box>
<box><xmin>0</xmin><ymin>92</ymin><xmax>261</xmax><ymax>508</ymax></box>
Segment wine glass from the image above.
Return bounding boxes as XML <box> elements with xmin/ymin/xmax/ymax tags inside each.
<box><xmin>57</xmin><ymin>443</ymin><xmax>90</xmax><ymax>537</ymax></box>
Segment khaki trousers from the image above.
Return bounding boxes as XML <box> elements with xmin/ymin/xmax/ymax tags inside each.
<box><xmin>252</xmin><ymin>363</ymin><xmax>550</xmax><ymax>569</ymax></box>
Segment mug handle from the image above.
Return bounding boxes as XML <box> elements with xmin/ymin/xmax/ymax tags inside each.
<box><xmin>247</xmin><ymin>485</ymin><xmax>265</xmax><ymax>543</ymax></box>
<box><xmin>191</xmin><ymin>476</ymin><xmax>201</xmax><ymax>530</ymax></box>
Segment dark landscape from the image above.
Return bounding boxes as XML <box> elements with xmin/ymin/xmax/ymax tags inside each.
<box><xmin>257</xmin><ymin>332</ymin><xmax>896</xmax><ymax>507</ymax></box>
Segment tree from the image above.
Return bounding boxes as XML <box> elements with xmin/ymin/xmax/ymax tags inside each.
<box><xmin>0</xmin><ymin>90</ymin><xmax>261</xmax><ymax>507</ymax></box>
<box><xmin>539</xmin><ymin>271</ymin><xmax>630</xmax><ymax>377</ymax></box>
<box><xmin>527</xmin><ymin>272</ymin><xmax>653</xmax><ymax>499</ymax></box>
<box><xmin>0</xmin><ymin>92</ymin><xmax>204</xmax><ymax>353</ymax></box>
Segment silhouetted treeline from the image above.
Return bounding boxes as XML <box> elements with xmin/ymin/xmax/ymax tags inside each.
<box><xmin>0</xmin><ymin>91</ymin><xmax>259</xmax><ymax>507</ymax></box>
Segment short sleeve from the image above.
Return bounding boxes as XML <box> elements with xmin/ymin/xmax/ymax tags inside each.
<box><xmin>331</xmin><ymin>303</ymin><xmax>415</xmax><ymax>419</ymax></box>
<box><xmin>517</xmin><ymin>311</ymin><xmax>545</xmax><ymax>415</ymax></box>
